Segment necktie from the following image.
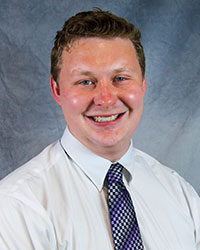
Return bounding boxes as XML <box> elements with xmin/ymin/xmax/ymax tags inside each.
<box><xmin>106</xmin><ymin>162</ymin><xmax>144</xmax><ymax>250</ymax></box>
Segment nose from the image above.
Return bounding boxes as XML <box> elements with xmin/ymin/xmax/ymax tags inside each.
<box><xmin>93</xmin><ymin>80</ymin><xmax>118</xmax><ymax>108</ymax></box>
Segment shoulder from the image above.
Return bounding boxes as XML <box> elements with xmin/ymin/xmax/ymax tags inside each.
<box><xmin>0</xmin><ymin>140</ymin><xmax>63</xmax><ymax>195</ymax></box>
<box><xmin>133</xmin><ymin>147</ymin><xmax>200</xmax><ymax>210</ymax></box>
<box><xmin>133</xmin><ymin>147</ymin><xmax>184</xmax><ymax>182</ymax></box>
<box><xmin>132</xmin><ymin>147</ymin><xmax>200</xmax><ymax>205</ymax></box>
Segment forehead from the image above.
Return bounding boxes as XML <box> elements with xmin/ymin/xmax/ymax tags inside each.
<box><xmin>65</xmin><ymin>37</ymin><xmax>136</xmax><ymax>58</ymax></box>
<box><xmin>60</xmin><ymin>37</ymin><xmax>140</xmax><ymax>74</ymax></box>
<box><xmin>68</xmin><ymin>37</ymin><xmax>134</xmax><ymax>50</ymax></box>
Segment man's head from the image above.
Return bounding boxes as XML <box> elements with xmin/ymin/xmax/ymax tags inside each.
<box><xmin>51</xmin><ymin>10</ymin><xmax>146</xmax><ymax>161</ymax></box>
<box><xmin>51</xmin><ymin>8</ymin><xmax>145</xmax><ymax>83</ymax></box>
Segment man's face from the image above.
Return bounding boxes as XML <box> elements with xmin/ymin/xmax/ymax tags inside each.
<box><xmin>51</xmin><ymin>37</ymin><xmax>146</xmax><ymax>160</ymax></box>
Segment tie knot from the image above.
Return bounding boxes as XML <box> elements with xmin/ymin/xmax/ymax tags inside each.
<box><xmin>107</xmin><ymin>162</ymin><xmax>123</xmax><ymax>184</ymax></box>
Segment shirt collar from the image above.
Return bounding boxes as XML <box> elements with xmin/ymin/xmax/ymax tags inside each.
<box><xmin>60</xmin><ymin>127</ymin><xmax>134</xmax><ymax>191</ymax></box>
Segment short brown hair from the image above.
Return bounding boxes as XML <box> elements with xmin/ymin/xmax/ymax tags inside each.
<box><xmin>51</xmin><ymin>9</ymin><xmax>145</xmax><ymax>82</ymax></box>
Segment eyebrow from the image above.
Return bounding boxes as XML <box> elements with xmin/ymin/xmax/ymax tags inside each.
<box><xmin>75</xmin><ymin>67</ymin><xmax>130</xmax><ymax>76</ymax></box>
<box><xmin>112</xmin><ymin>67</ymin><xmax>130</xmax><ymax>73</ymax></box>
<box><xmin>77</xmin><ymin>70</ymin><xmax>94</xmax><ymax>76</ymax></box>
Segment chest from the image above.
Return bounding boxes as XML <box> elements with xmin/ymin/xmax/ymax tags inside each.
<box><xmin>48</xmin><ymin>177</ymin><xmax>196</xmax><ymax>250</ymax></box>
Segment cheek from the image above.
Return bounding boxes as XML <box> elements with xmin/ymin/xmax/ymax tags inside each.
<box><xmin>61</xmin><ymin>89</ymin><xmax>91</xmax><ymax>114</ymax></box>
<box><xmin>122</xmin><ymin>87</ymin><xmax>144</xmax><ymax>108</ymax></box>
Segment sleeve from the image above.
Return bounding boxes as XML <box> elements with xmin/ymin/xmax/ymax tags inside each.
<box><xmin>0</xmin><ymin>194</ymin><xmax>57</xmax><ymax>250</ymax></box>
<box><xmin>178</xmin><ymin>177</ymin><xmax>200</xmax><ymax>249</ymax></box>
<box><xmin>188</xmin><ymin>187</ymin><xmax>200</xmax><ymax>249</ymax></box>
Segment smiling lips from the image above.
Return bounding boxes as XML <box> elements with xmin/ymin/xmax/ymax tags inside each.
<box><xmin>87</xmin><ymin>112</ymin><xmax>125</xmax><ymax>123</ymax></box>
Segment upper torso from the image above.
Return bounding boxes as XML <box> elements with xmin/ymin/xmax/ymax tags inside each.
<box><xmin>0</xmin><ymin>128</ymin><xmax>199</xmax><ymax>250</ymax></box>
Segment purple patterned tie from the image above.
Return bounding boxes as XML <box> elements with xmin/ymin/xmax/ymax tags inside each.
<box><xmin>106</xmin><ymin>163</ymin><xmax>144</xmax><ymax>250</ymax></box>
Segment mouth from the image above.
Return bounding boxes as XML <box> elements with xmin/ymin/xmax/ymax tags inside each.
<box><xmin>87</xmin><ymin>112</ymin><xmax>125</xmax><ymax>123</ymax></box>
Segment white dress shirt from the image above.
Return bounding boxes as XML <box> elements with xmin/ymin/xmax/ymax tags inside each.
<box><xmin>0</xmin><ymin>127</ymin><xmax>199</xmax><ymax>250</ymax></box>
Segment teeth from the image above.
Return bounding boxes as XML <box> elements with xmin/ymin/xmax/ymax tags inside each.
<box><xmin>93</xmin><ymin>115</ymin><xmax>118</xmax><ymax>122</ymax></box>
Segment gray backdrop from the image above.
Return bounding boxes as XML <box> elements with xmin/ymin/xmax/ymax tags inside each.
<box><xmin>0</xmin><ymin>0</ymin><xmax>199</xmax><ymax>195</ymax></box>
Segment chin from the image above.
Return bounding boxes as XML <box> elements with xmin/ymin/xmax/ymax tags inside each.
<box><xmin>91</xmin><ymin>134</ymin><xmax>128</xmax><ymax>149</ymax></box>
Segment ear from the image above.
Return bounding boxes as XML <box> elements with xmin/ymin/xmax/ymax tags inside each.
<box><xmin>142</xmin><ymin>75</ymin><xmax>147</xmax><ymax>96</ymax></box>
<box><xmin>50</xmin><ymin>75</ymin><xmax>61</xmax><ymax>105</ymax></box>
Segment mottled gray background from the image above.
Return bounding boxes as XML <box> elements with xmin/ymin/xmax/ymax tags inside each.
<box><xmin>0</xmin><ymin>0</ymin><xmax>199</xmax><ymax>194</ymax></box>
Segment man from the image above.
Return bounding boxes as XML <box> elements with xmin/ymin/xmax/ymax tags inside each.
<box><xmin>0</xmin><ymin>9</ymin><xmax>199</xmax><ymax>250</ymax></box>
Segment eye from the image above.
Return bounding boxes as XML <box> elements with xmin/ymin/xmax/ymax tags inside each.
<box><xmin>114</xmin><ymin>76</ymin><xmax>126</xmax><ymax>82</ymax></box>
<box><xmin>79</xmin><ymin>80</ymin><xmax>93</xmax><ymax>85</ymax></box>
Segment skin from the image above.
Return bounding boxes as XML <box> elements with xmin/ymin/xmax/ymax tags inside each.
<box><xmin>51</xmin><ymin>37</ymin><xmax>146</xmax><ymax>162</ymax></box>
